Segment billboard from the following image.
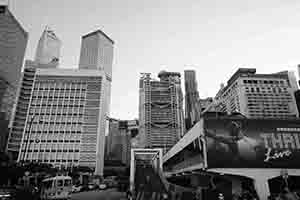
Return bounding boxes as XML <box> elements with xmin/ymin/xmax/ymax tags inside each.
<box><xmin>204</xmin><ymin>118</ymin><xmax>300</xmax><ymax>168</ymax></box>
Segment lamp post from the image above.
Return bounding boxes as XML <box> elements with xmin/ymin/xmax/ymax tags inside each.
<box><xmin>22</xmin><ymin>115</ymin><xmax>36</xmax><ymax>162</ymax></box>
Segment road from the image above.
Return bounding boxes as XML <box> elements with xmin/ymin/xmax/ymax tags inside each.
<box><xmin>71</xmin><ymin>188</ymin><xmax>127</xmax><ymax>200</ymax></box>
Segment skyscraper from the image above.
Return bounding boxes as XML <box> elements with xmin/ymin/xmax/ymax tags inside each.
<box><xmin>0</xmin><ymin>3</ymin><xmax>28</xmax><ymax>121</ymax></box>
<box><xmin>6</xmin><ymin>61</ymin><xmax>110</xmax><ymax>175</ymax></box>
<box><xmin>184</xmin><ymin>70</ymin><xmax>201</xmax><ymax>130</ymax></box>
<box><xmin>79</xmin><ymin>29</ymin><xmax>114</xmax><ymax>79</ymax></box>
<box><xmin>213</xmin><ymin>68</ymin><xmax>299</xmax><ymax>118</ymax></box>
<box><xmin>34</xmin><ymin>26</ymin><xmax>61</xmax><ymax>67</ymax></box>
<box><xmin>139</xmin><ymin>71</ymin><xmax>184</xmax><ymax>153</ymax></box>
<box><xmin>78</xmin><ymin>29</ymin><xmax>114</xmax><ymax>175</ymax></box>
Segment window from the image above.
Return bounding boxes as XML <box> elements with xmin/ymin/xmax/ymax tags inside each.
<box><xmin>57</xmin><ymin>180</ymin><xmax>63</xmax><ymax>187</ymax></box>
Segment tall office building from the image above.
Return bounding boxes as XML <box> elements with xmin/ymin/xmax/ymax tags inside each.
<box><xmin>0</xmin><ymin>3</ymin><xmax>28</xmax><ymax>120</ymax></box>
<box><xmin>184</xmin><ymin>70</ymin><xmax>201</xmax><ymax>130</ymax></box>
<box><xmin>79</xmin><ymin>30</ymin><xmax>113</xmax><ymax>79</ymax></box>
<box><xmin>34</xmin><ymin>26</ymin><xmax>61</xmax><ymax>67</ymax></box>
<box><xmin>6</xmin><ymin>61</ymin><xmax>111</xmax><ymax>176</ymax></box>
<box><xmin>106</xmin><ymin>119</ymin><xmax>138</xmax><ymax>166</ymax></box>
<box><xmin>139</xmin><ymin>71</ymin><xmax>184</xmax><ymax>153</ymax></box>
<box><xmin>78</xmin><ymin>29</ymin><xmax>114</xmax><ymax>175</ymax></box>
<box><xmin>213</xmin><ymin>68</ymin><xmax>299</xmax><ymax>118</ymax></box>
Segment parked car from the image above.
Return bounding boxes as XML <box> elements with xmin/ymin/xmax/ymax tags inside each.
<box><xmin>88</xmin><ymin>184</ymin><xmax>98</xmax><ymax>191</ymax></box>
<box><xmin>0</xmin><ymin>187</ymin><xmax>17</xmax><ymax>200</ymax></box>
<box><xmin>72</xmin><ymin>185</ymin><xmax>83</xmax><ymax>193</ymax></box>
<box><xmin>98</xmin><ymin>183</ymin><xmax>107</xmax><ymax>190</ymax></box>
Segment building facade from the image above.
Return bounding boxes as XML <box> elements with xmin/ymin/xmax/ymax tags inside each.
<box><xmin>6</xmin><ymin>61</ymin><xmax>110</xmax><ymax>175</ymax></box>
<box><xmin>0</xmin><ymin>4</ymin><xmax>28</xmax><ymax>121</ymax></box>
<box><xmin>106</xmin><ymin>119</ymin><xmax>138</xmax><ymax>166</ymax></box>
<box><xmin>184</xmin><ymin>70</ymin><xmax>201</xmax><ymax>130</ymax></box>
<box><xmin>139</xmin><ymin>71</ymin><xmax>184</xmax><ymax>153</ymax></box>
<box><xmin>78</xmin><ymin>29</ymin><xmax>114</xmax><ymax>175</ymax></box>
<box><xmin>34</xmin><ymin>27</ymin><xmax>61</xmax><ymax>67</ymax></box>
<box><xmin>213</xmin><ymin>68</ymin><xmax>299</xmax><ymax>118</ymax></box>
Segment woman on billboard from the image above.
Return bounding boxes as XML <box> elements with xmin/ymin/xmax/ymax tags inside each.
<box><xmin>204</xmin><ymin>120</ymin><xmax>262</xmax><ymax>164</ymax></box>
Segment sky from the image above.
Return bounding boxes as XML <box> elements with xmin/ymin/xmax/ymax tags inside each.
<box><xmin>9</xmin><ymin>0</ymin><xmax>300</xmax><ymax>120</ymax></box>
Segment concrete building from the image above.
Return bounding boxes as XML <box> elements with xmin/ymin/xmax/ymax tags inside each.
<box><xmin>139</xmin><ymin>71</ymin><xmax>185</xmax><ymax>153</ymax></box>
<box><xmin>184</xmin><ymin>70</ymin><xmax>201</xmax><ymax>130</ymax></box>
<box><xmin>0</xmin><ymin>3</ymin><xmax>28</xmax><ymax>121</ymax></box>
<box><xmin>106</xmin><ymin>119</ymin><xmax>138</xmax><ymax>166</ymax></box>
<box><xmin>212</xmin><ymin>68</ymin><xmax>299</xmax><ymax>118</ymax></box>
<box><xmin>34</xmin><ymin>27</ymin><xmax>61</xmax><ymax>67</ymax></box>
<box><xmin>78</xmin><ymin>29</ymin><xmax>114</xmax><ymax>175</ymax></box>
<box><xmin>6</xmin><ymin>61</ymin><xmax>110</xmax><ymax>175</ymax></box>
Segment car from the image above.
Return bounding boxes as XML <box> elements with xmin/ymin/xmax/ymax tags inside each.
<box><xmin>88</xmin><ymin>184</ymin><xmax>97</xmax><ymax>191</ymax></box>
<box><xmin>98</xmin><ymin>183</ymin><xmax>107</xmax><ymax>190</ymax></box>
<box><xmin>0</xmin><ymin>187</ymin><xmax>17</xmax><ymax>200</ymax></box>
<box><xmin>72</xmin><ymin>185</ymin><xmax>82</xmax><ymax>193</ymax></box>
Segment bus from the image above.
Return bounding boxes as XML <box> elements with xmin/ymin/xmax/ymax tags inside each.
<box><xmin>40</xmin><ymin>176</ymin><xmax>72</xmax><ymax>200</ymax></box>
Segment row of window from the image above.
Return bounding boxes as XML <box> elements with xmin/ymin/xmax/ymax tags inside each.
<box><xmin>29</xmin><ymin>112</ymin><xmax>84</xmax><ymax>116</ymax></box>
<box><xmin>22</xmin><ymin>159</ymin><xmax>79</xmax><ymax>163</ymax></box>
<box><xmin>23</xmin><ymin>149</ymin><xmax>80</xmax><ymax>152</ymax></box>
<box><xmin>23</xmin><ymin>139</ymin><xmax>81</xmax><ymax>143</ymax></box>
<box><xmin>243</xmin><ymin>79</ymin><xmax>285</xmax><ymax>85</ymax></box>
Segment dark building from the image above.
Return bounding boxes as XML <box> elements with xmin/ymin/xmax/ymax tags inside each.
<box><xmin>295</xmin><ymin>89</ymin><xmax>300</xmax><ymax>116</ymax></box>
<box><xmin>0</xmin><ymin>112</ymin><xmax>8</xmax><ymax>152</ymax></box>
<box><xmin>0</xmin><ymin>4</ymin><xmax>28</xmax><ymax>121</ymax></box>
<box><xmin>106</xmin><ymin>119</ymin><xmax>138</xmax><ymax>166</ymax></box>
<box><xmin>184</xmin><ymin>70</ymin><xmax>201</xmax><ymax>130</ymax></box>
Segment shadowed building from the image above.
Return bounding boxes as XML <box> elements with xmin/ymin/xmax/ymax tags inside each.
<box><xmin>106</xmin><ymin>119</ymin><xmax>138</xmax><ymax>166</ymax></box>
<box><xmin>0</xmin><ymin>3</ymin><xmax>28</xmax><ymax>121</ymax></box>
<box><xmin>184</xmin><ymin>70</ymin><xmax>201</xmax><ymax>131</ymax></box>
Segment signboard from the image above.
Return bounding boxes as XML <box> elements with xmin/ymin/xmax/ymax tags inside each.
<box><xmin>204</xmin><ymin>118</ymin><xmax>300</xmax><ymax>168</ymax></box>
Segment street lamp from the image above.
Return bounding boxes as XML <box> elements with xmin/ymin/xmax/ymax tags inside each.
<box><xmin>22</xmin><ymin>115</ymin><xmax>37</xmax><ymax>162</ymax></box>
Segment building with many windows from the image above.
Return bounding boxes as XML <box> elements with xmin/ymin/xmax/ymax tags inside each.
<box><xmin>139</xmin><ymin>71</ymin><xmax>184</xmax><ymax>153</ymax></box>
<box><xmin>212</xmin><ymin>68</ymin><xmax>299</xmax><ymax>118</ymax></box>
<box><xmin>0</xmin><ymin>3</ymin><xmax>28</xmax><ymax>121</ymax></box>
<box><xmin>6</xmin><ymin>61</ymin><xmax>110</xmax><ymax>175</ymax></box>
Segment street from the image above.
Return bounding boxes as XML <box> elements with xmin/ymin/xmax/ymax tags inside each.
<box><xmin>71</xmin><ymin>189</ymin><xmax>127</xmax><ymax>200</ymax></box>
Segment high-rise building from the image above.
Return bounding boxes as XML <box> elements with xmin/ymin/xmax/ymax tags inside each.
<box><xmin>106</xmin><ymin>119</ymin><xmax>138</xmax><ymax>166</ymax></box>
<box><xmin>213</xmin><ymin>68</ymin><xmax>299</xmax><ymax>118</ymax></box>
<box><xmin>6</xmin><ymin>61</ymin><xmax>110</xmax><ymax>175</ymax></box>
<box><xmin>139</xmin><ymin>71</ymin><xmax>184</xmax><ymax>153</ymax></box>
<box><xmin>0</xmin><ymin>3</ymin><xmax>28</xmax><ymax>121</ymax></box>
<box><xmin>78</xmin><ymin>29</ymin><xmax>114</xmax><ymax>175</ymax></box>
<box><xmin>34</xmin><ymin>26</ymin><xmax>61</xmax><ymax>67</ymax></box>
<box><xmin>184</xmin><ymin>70</ymin><xmax>201</xmax><ymax>130</ymax></box>
<box><xmin>79</xmin><ymin>29</ymin><xmax>114</xmax><ymax>79</ymax></box>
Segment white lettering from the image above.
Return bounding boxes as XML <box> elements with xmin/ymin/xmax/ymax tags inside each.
<box><xmin>260</xmin><ymin>134</ymin><xmax>270</xmax><ymax>148</ymax></box>
<box><xmin>282</xmin><ymin>134</ymin><xmax>296</xmax><ymax>149</ymax></box>
<box><xmin>271</xmin><ymin>133</ymin><xmax>284</xmax><ymax>149</ymax></box>
<box><xmin>264</xmin><ymin>148</ymin><xmax>292</xmax><ymax>162</ymax></box>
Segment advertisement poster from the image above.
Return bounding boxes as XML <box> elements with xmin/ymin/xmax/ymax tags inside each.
<box><xmin>204</xmin><ymin>118</ymin><xmax>300</xmax><ymax>168</ymax></box>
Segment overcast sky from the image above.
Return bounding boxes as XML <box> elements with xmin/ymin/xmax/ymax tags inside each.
<box><xmin>10</xmin><ymin>0</ymin><xmax>300</xmax><ymax>119</ymax></box>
